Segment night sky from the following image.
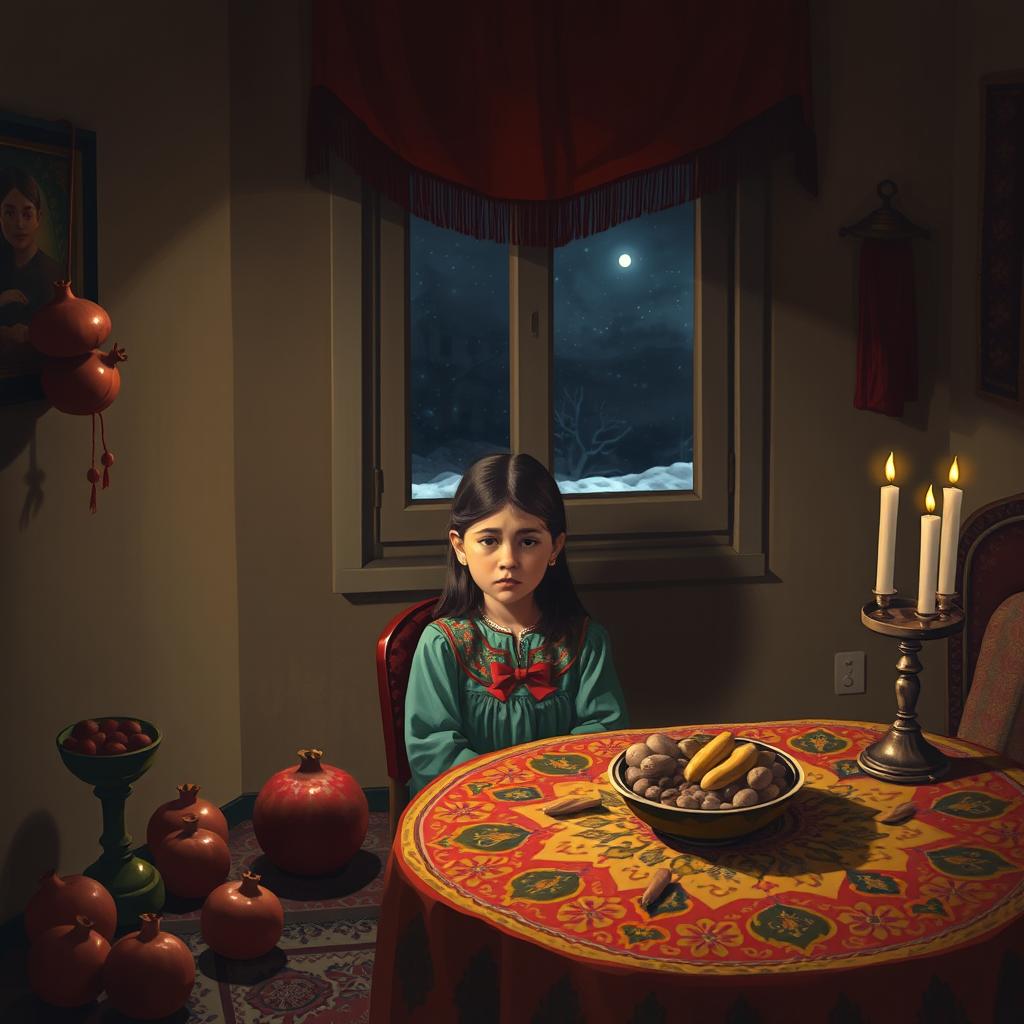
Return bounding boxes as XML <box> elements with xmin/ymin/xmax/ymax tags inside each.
<box><xmin>410</xmin><ymin>204</ymin><xmax>694</xmax><ymax>482</ymax></box>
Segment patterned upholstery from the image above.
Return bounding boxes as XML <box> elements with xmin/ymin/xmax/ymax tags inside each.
<box><xmin>957</xmin><ymin>592</ymin><xmax>1024</xmax><ymax>761</ymax></box>
<box><xmin>948</xmin><ymin>491</ymin><xmax>1024</xmax><ymax>735</ymax></box>
<box><xmin>375</xmin><ymin>598</ymin><xmax>438</xmax><ymax>786</ymax></box>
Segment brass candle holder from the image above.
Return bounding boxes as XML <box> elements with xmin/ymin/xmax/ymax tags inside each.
<box><xmin>858</xmin><ymin>594</ymin><xmax>964</xmax><ymax>784</ymax></box>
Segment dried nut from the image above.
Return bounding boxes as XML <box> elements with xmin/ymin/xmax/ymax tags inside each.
<box><xmin>646</xmin><ymin>733</ymin><xmax>679</xmax><ymax>757</ymax></box>
<box><xmin>690</xmin><ymin>787</ymin><xmax>706</xmax><ymax>801</ymax></box>
<box><xmin>679</xmin><ymin>737</ymin><xmax>705</xmax><ymax>759</ymax></box>
<box><xmin>670</xmin><ymin>773</ymin><xmax>684</xmax><ymax>787</ymax></box>
<box><xmin>721</xmin><ymin>782</ymin><xmax>741</xmax><ymax>800</ymax></box>
<box><xmin>644</xmin><ymin>785</ymin><xmax>661</xmax><ymax>801</ymax></box>
<box><xmin>639</xmin><ymin>754</ymin><xmax>677</xmax><ymax>778</ymax></box>
<box><xmin>877</xmin><ymin>801</ymin><xmax>917</xmax><ymax>825</ymax></box>
<box><xmin>732</xmin><ymin>788</ymin><xmax>759</xmax><ymax>807</ymax></box>
<box><xmin>771</xmin><ymin>761</ymin><xmax>788</xmax><ymax>780</ymax></box>
<box><xmin>777</xmin><ymin>778</ymin><xmax>791</xmax><ymax>794</ymax></box>
<box><xmin>625</xmin><ymin>766</ymin><xmax>644</xmax><ymax>786</ymax></box>
<box><xmin>756</xmin><ymin>750</ymin><xmax>776</xmax><ymax>768</ymax></box>
<box><xmin>544</xmin><ymin>795</ymin><xmax>602</xmax><ymax>816</ymax></box>
<box><xmin>676</xmin><ymin>794</ymin><xmax>701</xmax><ymax>809</ymax></box>
<box><xmin>676</xmin><ymin>757</ymin><xmax>688</xmax><ymax>769</ymax></box>
<box><xmin>632</xmin><ymin>777</ymin><xmax>651</xmax><ymax>796</ymax></box>
<box><xmin>639</xmin><ymin>868</ymin><xmax>672</xmax><ymax>908</ymax></box>
<box><xmin>759</xmin><ymin>783</ymin><xmax>780</xmax><ymax>802</ymax></box>
<box><xmin>625</xmin><ymin>742</ymin><xmax>653</xmax><ymax>767</ymax></box>
<box><xmin>719</xmin><ymin>802</ymin><xmax>733</xmax><ymax>809</ymax></box>
<box><xmin>701</xmin><ymin>795</ymin><xmax>722</xmax><ymax>810</ymax></box>
<box><xmin>661</xmin><ymin>788</ymin><xmax>680</xmax><ymax>802</ymax></box>
<box><xmin>746</xmin><ymin>766</ymin><xmax>773</xmax><ymax>791</ymax></box>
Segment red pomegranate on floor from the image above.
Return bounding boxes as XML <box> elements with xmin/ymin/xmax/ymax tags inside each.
<box><xmin>201</xmin><ymin>871</ymin><xmax>284</xmax><ymax>959</ymax></box>
<box><xmin>24</xmin><ymin>870</ymin><xmax>117</xmax><ymax>942</ymax></box>
<box><xmin>27</xmin><ymin>915</ymin><xmax>110</xmax><ymax>1007</ymax></box>
<box><xmin>103</xmin><ymin>913</ymin><xmax>195</xmax><ymax>1020</ymax></box>
<box><xmin>252</xmin><ymin>748</ymin><xmax>368</xmax><ymax>876</ymax></box>
<box><xmin>147</xmin><ymin>783</ymin><xmax>230</xmax><ymax>851</ymax></box>
<box><xmin>153</xmin><ymin>814</ymin><xmax>230</xmax><ymax>899</ymax></box>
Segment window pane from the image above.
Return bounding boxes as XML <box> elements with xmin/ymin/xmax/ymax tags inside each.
<box><xmin>409</xmin><ymin>216</ymin><xmax>510</xmax><ymax>500</ymax></box>
<box><xmin>553</xmin><ymin>204</ymin><xmax>695</xmax><ymax>495</ymax></box>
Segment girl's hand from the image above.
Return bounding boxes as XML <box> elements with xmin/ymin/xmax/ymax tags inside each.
<box><xmin>0</xmin><ymin>289</ymin><xmax>28</xmax><ymax>306</ymax></box>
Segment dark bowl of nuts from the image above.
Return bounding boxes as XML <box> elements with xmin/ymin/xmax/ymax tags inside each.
<box><xmin>607</xmin><ymin>730</ymin><xmax>805</xmax><ymax>844</ymax></box>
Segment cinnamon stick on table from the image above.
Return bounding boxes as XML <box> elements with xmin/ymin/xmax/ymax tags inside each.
<box><xmin>640</xmin><ymin>869</ymin><xmax>672</xmax><ymax>908</ymax></box>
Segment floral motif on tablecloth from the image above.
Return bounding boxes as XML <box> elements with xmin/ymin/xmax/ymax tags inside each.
<box><xmin>789</xmin><ymin>728</ymin><xmax>850</xmax><ymax>756</ymax></box>
<box><xmin>748</xmin><ymin>903</ymin><xmax>834</xmax><ymax>953</ymax></box>
<box><xmin>932</xmin><ymin>791</ymin><xmax>1010</xmax><ymax>819</ymax></box>
<box><xmin>405</xmin><ymin>721</ymin><xmax>1024</xmax><ymax>975</ymax></box>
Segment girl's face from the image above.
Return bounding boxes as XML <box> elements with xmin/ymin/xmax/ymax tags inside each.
<box><xmin>1</xmin><ymin>188</ymin><xmax>41</xmax><ymax>252</ymax></box>
<box><xmin>450</xmin><ymin>503</ymin><xmax>565</xmax><ymax>623</ymax></box>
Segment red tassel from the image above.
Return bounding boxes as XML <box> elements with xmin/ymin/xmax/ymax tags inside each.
<box><xmin>98</xmin><ymin>412</ymin><xmax>114</xmax><ymax>489</ymax></box>
<box><xmin>89</xmin><ymin>482</ymin><xmax>97</xmax><ymax>513</ymax></box>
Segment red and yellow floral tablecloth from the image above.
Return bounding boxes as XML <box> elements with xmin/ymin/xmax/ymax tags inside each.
<box><xmin>369</xmin><ymin>721</ymin><xmax>1024</xmax><ymax>1023</ymax></box>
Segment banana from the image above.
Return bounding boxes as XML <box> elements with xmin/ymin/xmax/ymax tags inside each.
<box><xmin>682</xmin><ymin>730</ymin><xmax>734</xmax><ymax>783</ymax></box>
<box><xmin>700</xmin><ymin>742</ymin><xmax>759</xmax><ymax>791</ymax></box>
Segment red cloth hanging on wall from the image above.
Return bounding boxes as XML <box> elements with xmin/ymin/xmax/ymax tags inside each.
<box><xmin>307</xmin><ymin>0</ymin><xmax>816</xmax><ymax>246</ymax></box>
<box><xmin>854</xmin><ymin>239</ymin><xmax>918</xmax><ymax>416</ymax></box>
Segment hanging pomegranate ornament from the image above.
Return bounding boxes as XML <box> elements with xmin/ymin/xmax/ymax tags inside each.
<box><xmin>26</xmin><ymin>121</ymin><xmax>127</xmax><ymax>515</ymax></box>
<box><xmin>29</xmin><ymin>280</ymin><xmax>111</xmax><ymax>357</ymax></box>
<box><xmin>24</xmin><ymin>869</ymin><xmax>117</xmax><ymax>942</ymax></box>
<box><xmin>41</xmin><ymin>343</ymin><xmax>125</xmax><ymax>415</ymax></box>
<box><xmin>103</xmin><ymin>912</ymin><xmax>195</xmax><ymax>1020</ymax></box>
<box><xmin>252</xmin><ymin>748</ymin><xmax>368</xmax><ymax>876</ymax></box>
<box><xmin>200</xmin><ymin>871</ymin><xmax>284</xmax><ymax>959</ymax></box>
<box><xmin>147</xmin><ymin>783</ymin><xmax>230</xmax><ymax>852</ymax></box>
<box><xmin>27</xmin><ymin>915</ymin><xmax>110</xmax><ymax>1007</ymax></box>
<box><xmin>152</xmin><ymin>813</ymin><xmax>231</xmax><ymax>899</ymax></box>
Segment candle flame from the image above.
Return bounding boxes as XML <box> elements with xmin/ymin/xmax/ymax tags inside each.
<box><xmin>885</xmin><ymin>451</ymin><xmax>895</xmax><ymax>483</ymax></box>
<box><xmin>925</xmin><ymin>485</ymin><xmax>936</xmax><ymax>513</ymax></box>
<box><xmin>948</xmin><ymin>456</ymin><xmax>959</xmax><ymax>485</ymax></box>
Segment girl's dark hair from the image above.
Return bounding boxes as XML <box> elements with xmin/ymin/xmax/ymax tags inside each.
<box><xmin>433</xmin><ymin>452</ymin><xmax>587</xmax><ymax>642</ymax></box>
<box><xmin>0</xmin><ymin>168</ymin><xmax>43</xmax><ymax>212</ymax></box>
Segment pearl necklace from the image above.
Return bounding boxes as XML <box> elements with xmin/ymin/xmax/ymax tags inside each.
<box><xmin>482</xmin><ymin>615</ymin><xmax>539</xmax><ymax>637</ymax></box>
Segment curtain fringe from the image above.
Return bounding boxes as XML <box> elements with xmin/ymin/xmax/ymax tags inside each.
<box><xmin>307</xmin><ymin>87</ymin><xmax>815</xmax><ymax>247</ymax></box>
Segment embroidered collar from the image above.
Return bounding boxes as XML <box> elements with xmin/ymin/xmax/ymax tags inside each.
<box><xmin>481</xmin><ymin>615</ymin><xmax>540</xmax><ymax>638</ymax></box>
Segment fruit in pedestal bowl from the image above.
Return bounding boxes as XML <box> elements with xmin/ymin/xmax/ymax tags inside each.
<box><xmin>63</xmin><ymin>718</ymin><xmax>157</xmax><ymax>756</ymax></box>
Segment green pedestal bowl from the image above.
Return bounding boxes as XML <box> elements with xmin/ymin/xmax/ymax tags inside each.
<box><xmin>56</xmin><ymin>717</ymin><xmax>166</xmax><ymax>928</ymax></box>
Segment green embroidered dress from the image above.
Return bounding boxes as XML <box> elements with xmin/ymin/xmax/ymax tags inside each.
<box><xmin>405</xmin><ymin>616</ymin><xmax>629</xmax><ymax>795</ymax></box>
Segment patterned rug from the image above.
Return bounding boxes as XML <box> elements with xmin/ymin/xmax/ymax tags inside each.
<box><xmin>0</xmin><ymin>812</ymin><xmax>390</xmax><ymax>1024</ymax></box>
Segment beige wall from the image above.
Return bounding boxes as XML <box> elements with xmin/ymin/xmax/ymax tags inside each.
<box><xmin>0</xmin><ymin>2</ymin><xmax>239</xmax><ymax>920</ymax></box>
<box><xmin>4</xmin><ymin>0</ymin><xmax>1023</xmax><ymax>921</ymax></box>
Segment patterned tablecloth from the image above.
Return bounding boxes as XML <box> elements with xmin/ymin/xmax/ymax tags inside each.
<box><xmin>369</xmin><ymin>721</ymin><xmax>1024</xmax><ymax>1023</ymax></box>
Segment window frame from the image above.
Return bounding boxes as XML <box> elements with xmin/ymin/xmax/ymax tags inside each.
<box><xmin>330</xmin><ymin>160</ymin><xmax>769</xmax><ymax>594</ymax></box>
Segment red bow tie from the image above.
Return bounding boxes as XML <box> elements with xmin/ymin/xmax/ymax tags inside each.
<box><xmin>487</xmin><ymin>660</ymin><xmax>557</xmax><ymax>702</ymax></box>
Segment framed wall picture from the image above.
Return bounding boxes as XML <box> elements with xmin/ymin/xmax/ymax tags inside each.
<box><xmin>977</xmin><ymin>72</ymin><xmax>1024</xmax><ymax>411</ymax></box>
<box><xmin>0</xmin><ymin>110</ymin><xmax>97</xmax><ymax>405</ymax></box>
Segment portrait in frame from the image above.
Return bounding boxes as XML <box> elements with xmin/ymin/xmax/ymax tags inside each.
<box><xmin>0</xmin><ymin>110</ymin><xmax>97</xmax><ymax>405</ymax></box>
<box><xmin>977</xmin><ymin>71</ymin><xmax>1024</xmax><ymax>411</ymax></box>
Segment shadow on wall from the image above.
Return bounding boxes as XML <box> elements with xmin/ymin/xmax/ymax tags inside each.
<box><xmin>1</xmin><ymin>809</ymin><xmax>60</xmax><ymax>922</ymax></box>
<box><xmin>0</xmin><ymin>399</ymin><xmax>48</xmax><ymax>528</ymax></box>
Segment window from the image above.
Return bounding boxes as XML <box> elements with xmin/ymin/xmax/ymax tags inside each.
<box><xmin>329</xmin><ymin>161</ymin><xmax>768</xmax><ymax>593</ymax></box>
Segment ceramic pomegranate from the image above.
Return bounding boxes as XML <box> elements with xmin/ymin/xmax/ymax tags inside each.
<box><xmin>24</xmin><ymin>870</ymin><xmax>117</xmax><ymax>942</ymax></box>
<box><xmin>27</xmin><ymin>915</ymin><xmax>109</xmax><ymax>1007</ymax></box>
<box><xmin>252</xmin><ymin>748</ymin><xmax>368</xmax><ymax>876</ymax></box>
<box><xmin>41</xmin><ymin>343</ymin><xmax>126</xmax><ymax>415</ymax></box>
<box><xmin>103</xmin><ymin>913</ymin><xmax>195</xmax><ymax>1019</ymax></box>
<box><xmin>29</xmin><ymin>281</ymin><xmax>111</xmax><ymax>357</ymax></box>
<box><xmin>200</xmin><ymin>871</ymin><xmax>284</xmax><ymax>959</ymax></box>
<box><xmin>147</xmin><ymin>783</ymin><xmax>230</xmax><ymax>851</ymax></box>
<box><xmin>152</xmin><ymin>814</ymin><xmax>230</xmax><ymax>899</ymax></box>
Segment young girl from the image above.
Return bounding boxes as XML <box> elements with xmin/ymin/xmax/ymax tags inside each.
<box><xmin>404</xmin><ymin>452</ymin><xmax>629</xmax><ymax>795</ymax></box>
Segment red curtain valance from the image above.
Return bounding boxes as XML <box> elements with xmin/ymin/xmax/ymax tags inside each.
<box><xmin>307</xmin><ymin>0</ymin><xmax>816</xmax><ymax>246</ymax></box>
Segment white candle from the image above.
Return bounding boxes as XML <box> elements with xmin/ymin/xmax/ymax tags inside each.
<box><xmin>875</xmin><ymin>452</ymin><xmax>899</xmax><ymax>594</ymax></box>
<box><xmin>917</xmin><ymin>485</ymin><xmax>940</xmax><ymax>614</ymax></box>
<box><xmin>937</xmin><ymin>456</ymin><xmax>963</xmax><ymax>595</ymax></box>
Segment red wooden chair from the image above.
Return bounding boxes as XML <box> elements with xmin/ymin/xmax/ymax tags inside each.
<box><xmin>948</xmin><ymin>491</ymin><xmax>1024</xmax><ymax>759</ymax></box>
<box><xmin>376</xmin><ymin>597</ymin><xmax>439</xmax><ymax>838</ymax></box>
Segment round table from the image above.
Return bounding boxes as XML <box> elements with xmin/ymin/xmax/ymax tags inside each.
<box><xmin>369</xmin><ymin>720</ymin><xmax>1024</xmax><ymax>1023</ymax></box>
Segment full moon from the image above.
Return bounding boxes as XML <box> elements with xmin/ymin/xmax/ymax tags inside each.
<box><xmin>618</xmin><ymin>253</ymin><xmax>632</xmax><ymax>268</ymax></box>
